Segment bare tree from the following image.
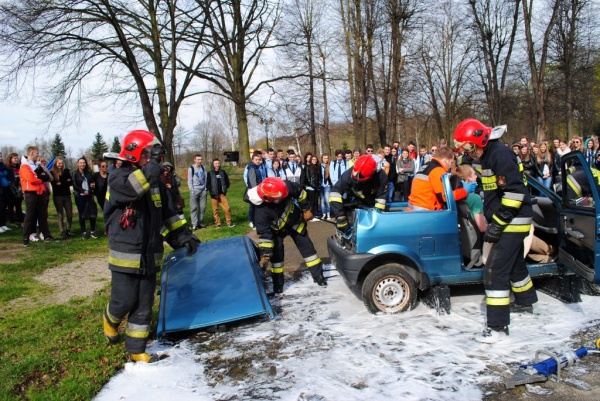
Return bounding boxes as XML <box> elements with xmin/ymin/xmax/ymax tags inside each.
<box><xmin>522</xmin><ymin>0</ymin><xmax>562</xmax><ymax>141</ymax></box>
<box><xmin>193</xmin><ymin>0</ymin><xmax>302</xmax><ymax>164</ymax></box>
<box><xmin>415</xmin><ymin>1</ymin><xmax>476</xmax><ymax>141</ymax></box>
<box><xmin>0</xmin><ymin>0</ymin><xmax>210</xmax><ymax>162</ymax></box>
<box><xmin>468</xmin><ymin>0</ymin><xmax>521</xmax><ymax>126</ymax></box>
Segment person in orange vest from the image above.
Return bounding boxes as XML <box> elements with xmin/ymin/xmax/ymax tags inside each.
<box><xmin>407</xmin><ymin>146</ymin><xmax>476</xmax><ymax>211</ymax></box>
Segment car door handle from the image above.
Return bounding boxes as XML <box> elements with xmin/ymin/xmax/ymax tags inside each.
<box><xmin>565</xmin><ymin>227</ymin><xmax>584</xmax><ymax>239</ymax></box>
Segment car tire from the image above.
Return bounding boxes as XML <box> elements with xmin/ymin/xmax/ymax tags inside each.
<box><xmin>362</xmin><ymin>263</ymin><xmax>417</xmax><ymax>314</ymax></box>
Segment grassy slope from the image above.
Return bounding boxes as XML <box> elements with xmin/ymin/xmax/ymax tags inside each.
<box><xmin>0</xmin><ymin>167</ymin><xmax>249</xmax><ymax>400</ymax></box>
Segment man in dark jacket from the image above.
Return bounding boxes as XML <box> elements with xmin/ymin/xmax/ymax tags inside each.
<box><xmin>206</xmin><ymin>158</ymin><xmax>234</xmax><ymax>228</ymax></box>
<box><xmin>102</xmin><ymin>130</ymin><xmax>199</xmax><ymax>363</ymax></box>
<box><xmin>247</xmin><ymin>177</ymin><xmax>327</xmax><ymax>294</ymax></box>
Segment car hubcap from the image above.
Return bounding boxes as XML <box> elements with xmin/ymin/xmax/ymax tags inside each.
<box><xmin>374</xmin><ymin>277</ymin><xmax>408</xmax><ymax>310</ymax></box>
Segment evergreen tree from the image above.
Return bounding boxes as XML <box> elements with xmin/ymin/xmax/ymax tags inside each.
<box><xmin>110</xmin><ymin>136</ymin><xmax>121</xmax><ymax>153</ymax></box>
<box><xmin>50</xmin><ymin>133</ymin><xmax>66</xmax><ymax>157</ymax></box>
<box><xmin>91</xmin><ymin>132</ymin><xmax>109</xmax><ymax>160</ymax></box>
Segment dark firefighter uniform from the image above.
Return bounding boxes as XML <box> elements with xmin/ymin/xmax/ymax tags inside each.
<box><xmin>566</xmin><ymin>166</ymin><xmax>600</xmax><ymax>199</ymax></box>
<box><xmin>408</xmin><ymin>157</ymin><xmax>468</xmax><ymax>211</ymax></box>
<box><xmin>481</xmin><ymin>139</ymin><xmax>537</xmax><ymax>328</ymax></box>
<box><xmin>103</xmin><ymin>161</ymin><xmax>195</xmax><ymax>354</ymax></box>
<box><xmin>328</xmin><ymin>168</ymin><xmax>388</xmax><ymax>230</ymax></box>
<box><xmin>254</xmin><ymin>181</ymin><xmax>323</xmax><ymax>293</ymax></box>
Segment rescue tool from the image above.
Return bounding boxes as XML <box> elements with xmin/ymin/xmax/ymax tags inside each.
<box><xmin>505</xmin><ymin>341</ymin><xmax>600</xmax><ymax>389</ymax></box>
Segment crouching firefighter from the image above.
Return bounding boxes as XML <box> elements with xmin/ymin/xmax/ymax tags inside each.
<box><xmin>454</xmin><ymin>119</ymin><xmax>537</xmax><ymax>344</ymax></box>
<box><xmin>102</xmin><ymin>130</ymin><xmax>200</xmax><ymax>363</ymax></box>
<box><xmin>328</xmin><ymin>154</ymin><xmax>388</xmax><ymax>234</ymax></box>
<box><xmin>247</xmin><ymin>177</ymin><xmax>327</xmax><ymax>294</ymax></box>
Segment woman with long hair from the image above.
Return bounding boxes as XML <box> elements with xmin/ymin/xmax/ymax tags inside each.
<box><xmin>6</xmin><ymin>152</ymin><xmax>23</xmax><ymax>225</ymax></box>
<box><xmin>267</xmin><ymin>159</ymin><xmax>286</xmax><ymax>179</ymax></box>
<box><xmin>519</xmin><ymin>145</ymin><xmax>537</xmax><ymax>178</ymax></box>
<box><xmin>50</xmin><ymin>156</ymin><xmax>75</xmax><ymax>238</ymax></box>
<box><xmin>536</xmin><ymin>142</ymin><xmax>553</xmax><ymax>189</ymax></box>
<box><xmin>72</xmin><ymin>156</ymin><xmax>98</xmax><ymax>239</ymax></box>
<box><xmin>92</xmin><ymin>160</ymin><xmax>109</xmax><ymax>210</ymax></box>
<box><xmin>302</xmin><ymin>155</ymin><xmax>321</xmax><ymax>218</ymax></box>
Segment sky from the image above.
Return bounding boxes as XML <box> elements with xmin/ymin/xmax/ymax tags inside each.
<box><xmin>94</xmin><ymin>265</ymin><xmax>600</xmax><ymax>401</ymax></box>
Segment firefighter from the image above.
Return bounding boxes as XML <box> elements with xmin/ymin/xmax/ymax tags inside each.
<box><xmin>247</xmin><ymin>177</ymin><xmax>327</xmax><ymax>294</ymax></box>
<box><xmin>102</xmin><ymin>130</ymin><xmax>199</xmax><ymax>363</ymax></box>
<box><xmin>328</xmin><ymin>154</ymin><xmax>388</xmax><ymax>234</ymax></box>
<box><xmin>565</xmin><ymin>165</ymin><xmax>600</xmax><ymax>202</ymax></box>
<box><xmin>407</xmin><ymin>146</ymin><xmax>476</xmax><ymax>211</ymax></box>
<box><xmin>454</xmin><ymin>119</ymin><xmax>537</xmax><ymax>343</ymax></box>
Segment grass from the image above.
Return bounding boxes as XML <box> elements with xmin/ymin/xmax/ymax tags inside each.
<box><xmin>0</xmin><ymin>165</ymin><xmax>250</xmax><ymax>400</ymax></box>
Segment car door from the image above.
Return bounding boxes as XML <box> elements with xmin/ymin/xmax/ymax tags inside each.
<box><xmin>558</xmin><ymin>152</ymin><xmax>600</xmax><ymax>284</ymax></box>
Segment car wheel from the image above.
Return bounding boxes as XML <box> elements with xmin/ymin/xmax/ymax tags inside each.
<box><xmin>362</xmin><ymin>263</ymin><xmax>417</xmax><ymax>314</ymax></box>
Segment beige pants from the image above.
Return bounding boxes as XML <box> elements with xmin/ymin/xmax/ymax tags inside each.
<box><xmin>211</xmin><ymin>194</ymin><xmax>232</xmax><ymax>226</ymax></box>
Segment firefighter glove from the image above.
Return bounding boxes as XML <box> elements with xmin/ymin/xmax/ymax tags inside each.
<box><xmin>143</xmin><ymin>159</ymin><xmax>162</xmax><ymax>187</ymax></box>
<box><xmin>150</xmin><ymin>144</ymin><xmax>166</xmax><ymax>163</ymax></box>
<box><xmin>462</xmin><ymin>180</ymin><xmax>477</xmax><ymax>194</ymax></box>
<box><xmin>259</xmin><ymin>254</ymin><xmax>271</xmax><ymax>270</ymax></box>
<box><xmin>184</xmin><ymin>235</ymin><xmax>200</xmax><ymax>255</ymax></box>
<box><xmin>303</xmin><ymin>209</ymin><xmax>313</xmax><ymax>221</ymax></box>
<box><xmin>483</xmin><ymin>222</ymin><xmax>504</xmax><ymax>244</ymax></box>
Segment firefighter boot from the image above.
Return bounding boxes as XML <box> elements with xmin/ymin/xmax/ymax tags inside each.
<box><xmin>272</xmin><ymin>272</ymin><xmax>285</xmax><ymax>294</ymax></box>
<box><xmin>129</xmin><ymin>352</ymin><xmax>160</xmax><ymax>363</ymax></box>
<box><xmin>103</xmin><ymin>314</ymin><xmax>120</xmax><ymax>344</ymax></box>
<box><xmin>310</xmin><ymin>263</ymin><xmax>327</xmax><ymax>287</ymax></box>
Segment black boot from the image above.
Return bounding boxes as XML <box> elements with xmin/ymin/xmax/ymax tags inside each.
<box><xmin>310</xmin><ymin>264</ymin><xmax>327</xmax><ymax>287</ymax></box>
<box><xmin>272</xmin><ymin>272</ymin><xmax>285</xmax><ymax>294</ymax></box>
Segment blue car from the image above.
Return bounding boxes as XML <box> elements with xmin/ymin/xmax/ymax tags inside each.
<box><xmin>327</xmin><ymin>151</ymin><xmax>600</xmax><ymax>313</ymax></box>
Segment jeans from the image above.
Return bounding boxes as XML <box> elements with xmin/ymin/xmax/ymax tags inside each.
<box><xmin>320</xmin><ymin>186</ymin><xmax>331</xmax><ymax>214</ymax></box>
<box><xmin>189</xmin><ymin>189</ymin><xmax>207</xmax><ymax>227</ymax></box>
<box><xmin>387</xmin><ymin>182</ymin><xmax>395</xmax><ymax>203</ymax></box>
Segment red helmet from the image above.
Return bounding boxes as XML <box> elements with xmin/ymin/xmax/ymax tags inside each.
<box><xmin>351</xmin><ymin>155</ymin><xmax>377</xmax><ymax>182</ymax></box>
<box><xmin>453</xmin><ymin>119</ymin><xmax>492</xmax><ymax>153</ymax></box>
<box><xmin>119</xmin><ymin>130</ymin><xmax>156</xmax><ymax>163</ymax></box>
<box><xmin>257</xmin><ymin>178</ymin><xmax>289</xmax><ymax>202</ymax></box>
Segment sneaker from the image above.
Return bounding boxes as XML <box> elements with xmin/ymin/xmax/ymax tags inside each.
<box><xmin>198</xmin><ymin>224</ymin><xmax>206</xmax><ymax>229</ymax></box>
<box><xmin>510</xmin><ymin>303</ymin><xmax>533</xmax><ymax>314</ymax></box>
<box><xmin>216</xmin><ymin>224</ymin><xmax>222</xmax><ymax>229</ymax></box>
<box><xmin>191</xmin><ymin>226</ymin><xmax>199</xmax><ymax>230</ymax></box>
<box><xmin>82</xmin><ymin>232</ymin><xmax>90</xmax><ymax>240</ymax></box>
<box><xmin>1</xmin><ymin>225</ymin><xmax>10</xmax><ymax>231</ymax></box>
<box><xmin>227</xmin><ymin>223</ymin><xmax>236</xmax><ymax>228</ymax></box>
<box><xmin>249</xmin><ymin>222</ymin><xmax>254</xmax><ymax>228</ymax></box>
<box><xmin>90</xmin><ymin>231</ymin><xmax>98</xmax><ymax>239</ymax></box>
<box><xmin>0</xmin><ymin>227</ymin><xmax>6</xmax><ymax>233</ymax></box>
<box><xmin>61</xmin><ymin>231</ymin><xmax>68</xmax><ymax>240</ymax></box>
<box><xmin>67</xmin><ymin>229</ymin><xmax>75</xmax><ymax>237</ymax></box>
<box><xmin>476</xmin><ymin>326</ymin><xmax>509</xmax><ymax>344</ymax></box>
<box><xmin>23</xmin><ymin>238</ymin><xmax>30</xmax><ymax>247</ymax></box>
<box><xmin>310</xmin><ymin>217</ymin><xmax>320</xmax><ymax>222</ymax></box>
<box><xmin>39</xmin><ymin>233</ymin><xmax>44</xmax><ymax>241</ymax></box>
<box><xmin>45</xmin><ymin>235</ymin><xmax>59</xmax><ymax>242</ymax></box>
<box><xmin>29</xmin><ymin>234</ymin><xmax>39</xmax><ymax>242</ymax></box>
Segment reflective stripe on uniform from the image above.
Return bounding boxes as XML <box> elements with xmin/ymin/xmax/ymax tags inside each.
<box><xmin>125</xmin><ymin>322</ymin><xmax>150</xmax><ymax>339</ymax></box>
<box><xmin>105</xmin><ymin>185</ymin><xmax>110</xmax><ymax>200</ymax></box>
<box><xmin>271</xmin><ymin>262</ymin><xmax>284</xmax><ymax>273</ymax></box>
<box><xmin>413</xmin><ymin>173</ymin><xmax>429</xmax><ymax>181</ymax></box>
<box><xmin>511</xmin><ymin>276</ymin><xmax>533</xmax><ymax>293</ymax></box>
<box><xmin>504</xmin><ymin>217</ymin><xmax>532</xmax><ymax>233</ymax></box>
<box><xmin>150</xmin><ymin>187</ymin><xmax>162</xmax><ymax>207</ymax></box>
<box><xmin>485</xmin><ymin>289</ymin><xmax>510</xmax><ymax>306</ymax></box>
<box><xmin>259</xmin><ymin>240</ymin><xmax>274</xmax><ymax>249</ymax></box>
<box><xmin>481</xmin><ymin>169</ymin><xmax>498</xmax><ymax>191</ymax></box>
<box><xmin>567</xmin><ymin>175</ymin><xmax>582</xmax><ymax>197</ymax></box>
<box><xmin>304</xmin><ymin>254</ymin><xmax>321</xmax><ymax>267</ymax></box>
<box><xmin>374</xmin><ymin>200</ymin><xmax>386</xmax><ymax>210</ymax></box>
<box><xmin>129</xmin><ymin>170</ymin><xmax>150</xmax><ymax>196</ymax></box>
<box><xmin>329</xmin><ymin>191</ymin><xmax>343</xmax><ymax>204</ymax></box>
<box><xmin>295</xmin><ymin>221</ymin><xmax>306</xmax><ymax>234</ymax></box>
<box><xmin>493</xmin><ymin>215</ymin><xmax>509</xmax><ymax>226</ymax></box>
<box><xmin>165</xmin><ymin>217</ymin><xmax>187</xmax><ymax>232</ymax></box>
<box><xmin>501</xmin><ymin>192</ymin><xmax>525</xmax><ymax>209</ymax></box>
<box><xmin>105</xmin><ymin>304</ymin><xmax>119</xmax><ymax>324</ymax></box>
<box><xmin>274</xmin><ymin>202</ymin><xmax>295</xmax><ymax>231</ymax></box>
<box><xmin>108</xmin><ymin>249</ymin><xmax>141</xmax><ymax>268</ymax></box>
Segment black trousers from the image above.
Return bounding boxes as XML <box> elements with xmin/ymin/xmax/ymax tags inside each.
<box><xmin>484</xmin><ymin>232</ymin><xmax>538</xmax><ymax>327</ymax></box>
<box><xmin>270</xmin><ymin>227</ymin><xmax>319</xmax><ymax>288</ymax></box>
<box><xmin>23</xmin><ymin>192</ymin><xmax>49</xmax><ymax>239</ymax></box>
<box><xmin>105</xmin><ymin>271</ymin><xmax>157</xmax><ymax>354</ymax></box>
